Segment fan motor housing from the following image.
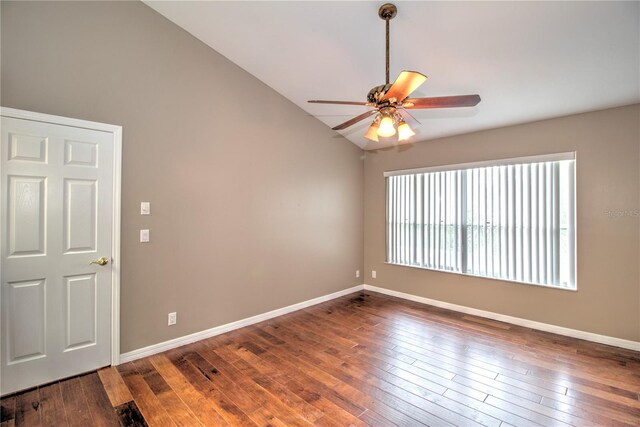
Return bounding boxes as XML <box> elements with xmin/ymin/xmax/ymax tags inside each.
<box><xmin>367</xmin><ymin>84</ymin><xmax>393</xmax><ymax>103</ymax></box>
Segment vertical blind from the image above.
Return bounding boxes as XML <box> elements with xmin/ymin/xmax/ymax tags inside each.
<box><xmin>386</xmin><ymin>154</ymin><xmax>576</xmax><ymax>289</ymax></box>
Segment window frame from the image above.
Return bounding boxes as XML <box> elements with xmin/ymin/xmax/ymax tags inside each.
<box><xmin>384</xmin><ymin>152</ymin><xmax>577</xmax><ymax>291</ymax></box>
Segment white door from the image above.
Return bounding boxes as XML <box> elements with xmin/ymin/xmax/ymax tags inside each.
<box><xmin>1</xmin><ymin>115</ymin><xmax>115</xmax><ymax>395</ymax></box>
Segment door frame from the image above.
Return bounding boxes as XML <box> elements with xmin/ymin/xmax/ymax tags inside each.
<box><xmin>0</xmin><ymin>106</ymin><xmax>122</xmax><ymax>366</ymax></box>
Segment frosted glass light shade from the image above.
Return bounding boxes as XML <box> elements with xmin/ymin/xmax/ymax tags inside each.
<box><xmin>377</xmin><ymin>116</ymin><xmax>396</xmax><ymax>137</ymax></box>
<box><xmin>364</xmin><ymin>122</ymin><xmax>380</xmax><ymax>141</ymax></box>
<box><xmin>398</xmin><ymin>121</ymin><xmax>415</xmax><ymax>141</ymax></box>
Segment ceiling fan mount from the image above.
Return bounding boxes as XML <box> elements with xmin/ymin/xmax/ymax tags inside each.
<box><xmin>378</xmin><ymin>3</ymin><xmax>397</xmax><ymax>20</ymax></box>
<box><xmin>308</xmin><ymin>3</ymin><xmax>481</xmax><ymax>143</ymax></box>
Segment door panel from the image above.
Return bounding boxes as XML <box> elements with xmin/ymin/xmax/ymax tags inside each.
<box><xmin>8</xmin><ymin>175</ymin><xmax>47</xmax><ymax>256</ymax></box>
<box><xmin>64</xmin><ymin>273</ymin><xmax>97</xmax><ymax>351</ymax></box>
<box><xmin>64</xmin><ymin>140</ymin><xmax>98</xmax><ymax>167</ymax></box>
<box><xmin>64</xmin><ymin>179</ymin><xmax>97</xmax><ymax>253</ymax></box>
<box><xmin>1</xmin><ymin>116</ymin><xmax>114</xmax><ymax>395</ymax></box>
<box><xmin>8</xmin><ymin>133</ymin><xmax>47</xmax><ymax>163</ymax></box>
<box><xmin>5</xmin><ymin>279</ymin><xmax>46</xmax><ymax>364</ymax></box>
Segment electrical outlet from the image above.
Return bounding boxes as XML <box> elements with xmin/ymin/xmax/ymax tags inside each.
<box><xmin>168</xmin><ymin>312</ymin><xmax>177</xmax><ymax>326</ymax></box>
<box><xmin>372</xmin><ymin>270</ymin><xmax>377</xmax><ymax>279</ymax></box>
<box><xmin>356</xmin><ymin>270</ymin><xmax>360</xmax><ymax>278</ymax></box>
<box><xmin>140</xmin><ymin>229</ymin><xmax>150</xmax><ymax>243</ymax></box>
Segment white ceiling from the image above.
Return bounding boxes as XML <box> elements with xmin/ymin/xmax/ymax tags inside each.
<box><xmin>145</xmin><ymin>1</ymin><xmax>640</xmax><ymax>150</ymax></box>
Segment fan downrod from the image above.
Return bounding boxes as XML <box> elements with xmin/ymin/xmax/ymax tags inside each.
<box><xmin>378</xmin><ymin>3</ymin><xmax>397</xmax><ymax>20</ymax></box>
<box><xmin>379</xmin><ymin>4</ymin><xmax>397</xmax><ymax>85</ymax></box>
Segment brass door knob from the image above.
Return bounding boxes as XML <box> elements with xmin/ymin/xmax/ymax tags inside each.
<box><xmin>90</xmin><ymin>257</ymin><xmax>109</xmax><ymax>266</ymax></box>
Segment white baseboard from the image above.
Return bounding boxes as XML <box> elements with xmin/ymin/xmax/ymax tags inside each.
<box><xmin>119</xmin><ymin>284</ymin><xmax>365</xmax><ymax>364</ymax></box>
<box><xmin>120</xmin><ymin>282</ymin><xmax>638</xmax><ymax>364</ymax></box>
<box><xmin>363</xmin><ymin>284</ymin><xmax>640</xmax><ymax>352</ymax></box>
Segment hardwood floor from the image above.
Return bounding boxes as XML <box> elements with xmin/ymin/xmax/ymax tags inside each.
<box><xmin>2</xmin><ymin>290</ymin><xmax>639</xmax><ymax>426</ymax></box>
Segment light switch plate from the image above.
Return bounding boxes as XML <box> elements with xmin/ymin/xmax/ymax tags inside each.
<box><xmin>140</xmin><ymin>229</ymin><xmax>150</xmax><ymax>243</ymax></box>
<box><xmin>140</xmin><ymin>202</ymin><xmax>151</xmax><ymax>215</ymax></box>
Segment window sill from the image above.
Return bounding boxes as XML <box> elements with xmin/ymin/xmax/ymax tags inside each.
<box><xmin>383</xmin><ymin>262</ymin><xmax>578</xmax><ymax>292</ymax></box>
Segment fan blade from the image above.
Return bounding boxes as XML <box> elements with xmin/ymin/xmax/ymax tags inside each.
<box><xmin>308</xmin><ymin>100</ymin><xmax>369</xmax><ymax>106</ymax></box>
<box><xmin>398</xmin><ymin>109</ymin><xmax>420</xmax><ymax>127</ymax></box>
<box><xmin>403</xmin><ymin>95</ymin><xmax>481</xmax><ymax>109</ymax></box>
<box><xmin>383</xmin><ymin>71</ymin><xmax>428</xmax><ymax>102</ymax></box>
<box><xmin>332</xmin><ymin>110</ymin><xmax>378</xmax><ymax>130</ymax></box>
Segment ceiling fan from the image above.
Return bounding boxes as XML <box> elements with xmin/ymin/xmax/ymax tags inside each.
<box><xmin>308</xmin><ymin>3</ymin><xmax>481</xmax><ymax>143</ymax></box>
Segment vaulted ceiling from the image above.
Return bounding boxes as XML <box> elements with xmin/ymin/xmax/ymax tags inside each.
<box><xmin>145</xmin><ymin>1</ymin><xmax>640</xmax><ymax>150</ymax></box>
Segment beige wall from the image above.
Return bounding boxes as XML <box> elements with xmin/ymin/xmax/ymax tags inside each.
<box><xmin>3</xmin><ymin>1</ymin><xmax>638</xmax><ymax>352</ymax></box>
<box><xmin>1</xmin><ymin>1</ymin><xmax>364</xmax><ymax>353</ymax></box>
<box><xmin>365</xmin><ymin>104</ymin><xmax>640</xmax><ymax>341</ymax></box>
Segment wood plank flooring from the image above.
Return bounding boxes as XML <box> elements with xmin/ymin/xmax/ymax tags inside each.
<box><xmin>2</xmin><ymin>290</ymin><xmax>639</xmax><ymax>426</ymax></box>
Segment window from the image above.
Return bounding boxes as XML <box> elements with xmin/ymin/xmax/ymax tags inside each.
<box><xmin>385</xmin><ymin>153</ymin><xmax>576</xmax><ymax>289</ymax></box>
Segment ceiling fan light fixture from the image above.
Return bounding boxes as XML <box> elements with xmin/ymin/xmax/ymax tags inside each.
<box><xmin>397</xmin><ymin>120</ymin><xmax>415</xmax><ymax>141</ymax></box>
<box><xmin>364</xmin><ymin>121</ymin><xmax>380</xmax><ymax>142</ymax></box>
<box><xmin>377</xmin><ymin>116</ymin><xmax>396</xmax><ymax>137</ymax></box>
<box><xmin>306</xmin><ymin>3</ymin><xmax>481</xmax><ymax>144</ymax></box>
